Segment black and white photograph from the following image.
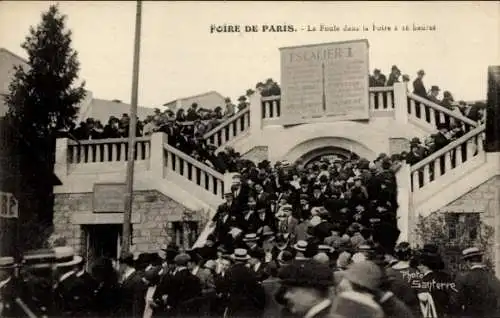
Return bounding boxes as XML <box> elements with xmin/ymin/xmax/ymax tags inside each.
<box><xmin>1</xmin><ymin>1</ymin><xmax>499</xmax><ymax>317</ymax></box>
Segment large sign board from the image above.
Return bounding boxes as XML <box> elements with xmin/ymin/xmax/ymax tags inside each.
<box><xmin>280</xmin><ymin>39</ymin><xmax>369</xmax><ymax>125</ymax></box>
<box><xmin>93</xmin><ymin>183</ymin><xmax>126</xmax><ymax>213</ymax></box>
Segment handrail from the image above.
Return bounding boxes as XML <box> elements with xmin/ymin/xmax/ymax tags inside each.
<box><xmin>407</xmin><ymin>93</ymin><xmax>478</xmax><ymax>128</ymax></box>
<box><xmin>203</xmin><ymin>108</ymin><xmax>250</xmax><ymax>139</ymax></box>
<box><xmin>369</xmin><ymin>86</ymin><xmax>394</xmax><ymax>92</ymax></box>
<box><xmin>410</xmin><ymin>124</ymin><xmax>485</xmax><ymax>172</ymax></box>
<box><xmin>163</xmin><ymin>142</ymin><xmax>225</xmax><ymax>180</ymax></box>
<box><xmin>68</xmin><ymin>136</ymin><xmax>151</xmax><ymax>146</ymax></box>
<box><xmin>261</xmin><ymin>95</ymin><xmax>281</xmax><ymax>102</ymax></box>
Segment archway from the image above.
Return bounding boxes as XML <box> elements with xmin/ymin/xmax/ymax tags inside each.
<box><xmin>283</xmin><ymin>136</ymin><xmax>376</xmax><ymax>164</ymax></box>
<box><xmin>299</xmin><ymin>146</ymin><xmax>360</xmax><ymax>166</ymax></box>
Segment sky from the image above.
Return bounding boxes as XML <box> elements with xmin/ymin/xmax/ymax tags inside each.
<box><xmin>0</xmin><ymin>1</ymin><xmax>498</xmax><ymax>108</ymax></box>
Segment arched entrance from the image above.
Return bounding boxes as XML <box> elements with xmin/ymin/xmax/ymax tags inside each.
<box><xmin>282</xmin><ymin>136</ymin><xmax>376</xmax><ymax>165</ymax></box>
<box><xmin>299</xmin><ymin>146</ymin><xmax>360</xmax><ymax>166</ymax></box>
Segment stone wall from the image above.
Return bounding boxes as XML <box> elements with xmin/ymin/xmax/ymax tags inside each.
<box><xmin>389</xmin><ymin>137</ymin><xmax>410</xmax><ymax>155</ymax></box>
<box><xmin>434</xmin><ymin>175</ymin><xmax>500</xmax><ymax>272</ymax></box>
<box><xmin>53</xmin><ymin>190</ymin><xmax>205</xmax><ymax>255</ymax></box>
<box><xmin>242</xmin><ymin>146</ymin><xmax>268</xmax><ymax>163</ymax></box>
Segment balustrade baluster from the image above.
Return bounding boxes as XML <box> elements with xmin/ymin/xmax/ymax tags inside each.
<box><xmin>120</xmin><ymin>143</ymin><xmax>126</xmax><ymax>161</ymax></box>
<box><xmin>444</xmin><ymin>151</ymin><xmax>452</xmax><ymax>172</ymax></box>
<box><xmin>429</xmin><ymin>108</ymin><xmax>436</xmax><ymax>127</ymax></box>
<box><xmin>215</xmin><ymin>179</ymin><xmax>222</xmax><ymax>196</ymax></box>
<box><xmin>387</xmin><ymin>92</ymin><xmax>393</xmax><ymax>108</ymax></box>
<box><xmin>412</xmin><ymin>171</ymin><xmax>420</xmax><ymax>190</ymax></box>
<box><xmin>423</xmin><ymin>165</ymin><xmax>431</xmax><ymax>186</ymax></box>
<box><xmin>200</xmin><ymin>171</ymin><xmax>207</xmax><ymax>189</ymax></box>
<box><xmin>167</xmin><ymin>151</ymin><xmax>174</xmax><ymax>169</ymax></box>
<box><xmin>80</xmin><ymin>145</ymin><xmax>87</xmax><ymax>163</ymax></box>
<box><xmin>184</xmin><ymin>161</ymin><xmax>191</xmax><ymax>180</ymax></box>
<box><xmin>144</xmin><ymin>143</ymin><xmax>150</xmax><ymax>159</ymax></box>
<box><xmin>433</xmin><ymin>157</ymin><xmax>440</xmax><ymax>178</ymax></box>
<box><xmin>369</xmin><ymin>92</ymin><xmax>376</xmax><ymax>110</ymax></box>
<box><xmin>136</xmin><ymin>142</ymin><xmax>143</xmax><ymax>160</ymax></box>
<box><xmin>112</xmin><ymin>144</ymin><xmax>118</xmax><ymax>161</ymax></box>
<box><xmin>439</xmin><ymin>112</ymin><xmax>446</xmax><ymax>125</ymax></box>
<box><xmin>476</xmin><ymin>134</ymin><xmax>484</xmax><ymax>152</ymax></box>
<box><xmin>377</xmin><ymin>93</ymin><xmax>384</xmax><ymax>110</ymax></box>
<box><xmin>466</xmin><ymin>138</ymin><xmax>475</xmax><ymax>159</ymax></box>
<box><xmin>103</xmin><ymin>144</ymin><xmax>109</xmax><ymax>162</ymax></box>
<box><xmin>208</xmin><ymin>176</ymin><xmax>215</xmax><ymax>193</ymax></box>
<box><xmin>246</xmin><ymin>112</ymin><xmax>250</xmax><ymax>127</ymax></box>
<box><xmin>273</xmin><ymin>101</ymin><xmax>279</xmax><ymax>117</ymax></box>
<box><xmin>264</xmin><ymin>102</ymin><xmax>271</xmax><ymax>118</ymax></box>
<box><xmin>96</xmin><ymin>144</ymin><xmax>102</xmax><ymax>162</ymax></box>
<box><xmin>175</xmin><ymin>156</ymin><xmax>181</xmax><ymax>174</ymax></box>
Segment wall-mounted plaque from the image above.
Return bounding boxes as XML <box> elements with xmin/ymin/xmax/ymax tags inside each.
<box><xmin>279</xmin><ymin>39</ymin><xmax>370</xmax><ymax>125</ymax></box>
<box><xmin>93</xmin><ymin>183</ymin><xmax>126</xmax><ymax>213</ymax></box>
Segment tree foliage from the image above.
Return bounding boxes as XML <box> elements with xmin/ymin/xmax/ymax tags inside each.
<box><xmin>415</xmin><ymin>212</ymin><xmax>494</xmax><ymax>275</ymax></box>
<box><xmin>2</xmin><ymin>5</ymin><xmax>85</xmax><ymax>252</ymax></box>
<box><xmin>5</xmin><ymin>4</ymin><xmax>85</xmax><ymax>143</ymax></box>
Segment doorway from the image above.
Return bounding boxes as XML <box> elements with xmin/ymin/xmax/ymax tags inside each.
<box><xmin>83</xmin><ymin>224</ymin><xmax>123</xmax><ymax>269</ymax></box>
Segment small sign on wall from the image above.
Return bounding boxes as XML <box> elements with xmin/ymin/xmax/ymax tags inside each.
<box><xmin>93</xmin><ymin>183</ymin><xmax>126</xmax><ymax>213</ymax></box>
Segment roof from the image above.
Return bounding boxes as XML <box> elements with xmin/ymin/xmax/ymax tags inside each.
<box><xmin>162</xmin><ymin>90</ymin><xmax>225</xmax><ymax>109</ymax></box>
<box><xmin>0</xmin><ymin>48</ymin><xmax>28</xmax><ymax>116</ymax></box>
<box><xmin>79</xmin><ymin>98</ymin><xmax>156</xmax><ymax>123</ymax></box>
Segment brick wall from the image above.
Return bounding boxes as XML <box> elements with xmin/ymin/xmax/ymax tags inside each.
<box><xmin>53</xmin><ymin>190</ymin><xmax>208</xmax><ymax>256</ymax></box>
<box><xmin>241</xmin><ymin>146</ymin><xmax>268</xmax><ymax>162</ymax></box>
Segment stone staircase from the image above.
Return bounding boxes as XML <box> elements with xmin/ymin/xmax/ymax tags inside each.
<box><xmin>54</xmin><ymin>82</ymin><xmax>492</xmax><ymax>250</ymax></box>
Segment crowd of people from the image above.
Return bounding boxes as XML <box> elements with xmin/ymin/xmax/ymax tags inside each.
<box><xmin>3</xmin><ymin>152</ymin><xmax>500</xmax><ymax>318</ymax></box>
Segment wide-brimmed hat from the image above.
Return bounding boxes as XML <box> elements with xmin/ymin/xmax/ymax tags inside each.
<box><xmin>23</xmin><ymin>248</ymin><xmax>56</xmax><ymax>269</ymax></box>
<box><xmin>431</xmin><ymin>85</ymin><xmax>440</xmax><ymax>92</ymax></box>
<box><xmin>231</xmin><ymin>248</ymin><xmax>251</xmax><ymax>261</ymax></box>
<box><xmin>0</xmin><ymin>256</ymin><xmax>15</xmax><ymax>269</ymax></box>
<box><xmin>462</xmin><ymin>247</ymin><xmax>483</xmax><ymax>260</ymax></box>
<box><xmin>243</xmin><ymin>233</ymin><xmax>259</xmax><ymax>242</ymax></box>
<box><xmin>343</xmin><ymin>261</ymin><xmax>382</xmax><ymax>291</ymax></box>
<box><xmin>278</xmin><ymin>260</ymin><xmax>334</xmax><ymax>288</ymax></box>
<box><xmin>318</xmin><ymin>245</ymin><xmax>334</xmax><ymax>254</ymax></box>
<box><xmin>54</xmin><ymin>246</ymin><xmax>83</xmax><ymax>268</ymax></box>
<box><xmin>293</xmin><ymin>240</ymin><xmax>308</xmax><ymax>253</ymax></box>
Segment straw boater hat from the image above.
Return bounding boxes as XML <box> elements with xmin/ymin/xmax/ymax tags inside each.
<box><xmin>293</xmin><ymin>240</ymin><xmax>308</xmax><ymax>253</ymax></box>
<box><xmin>23</xmin><ymin>248</ymin><xmax>57</xmax><ymax>269</ymax></box>
<box><xmin>231</xmin><ymin>248</ymin><xmax>251</xmax><ymax>262</ymax></box>
<box><xmin>0</xmin><ymin>256</ymin><xmax>15</xmax><ymax>269</ymax></box>
<box><xmin>462</xmin><ymin>247</ymin><xmax>483</xmax><ymax>260</ymax></box>
<box><xmin>243</xmin><ymin>233</ymin><xmax>259</xmax><ymax>242</ymax></box>
<box><xmin>54</xmin><ymin>246</ymin><xmax>83</xmax><ymax>268</ymax></box>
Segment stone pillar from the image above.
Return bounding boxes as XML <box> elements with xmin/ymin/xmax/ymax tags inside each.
<box><xmin>54</xmin><ymin>138</ymin><xmax>69</xmax><ymax>177</ymax></box>
<box><xmin>249</xmin><ymin>93</ymin><xmax>262</xmax><ymax>136</ymax></box>
<box><xmin>393</xmin><ymin>82</ymin><xmax>409</xmax><ymax>125</ymax></box>
<box><xmin>396</xmin><ymin>163</ymin><xmax>412</xmax><ymax>243</ymax></box>
<box><xmin>150</xmin><ymin>132</ymin><xmax>167</xmax><ymax>177</ymax></box>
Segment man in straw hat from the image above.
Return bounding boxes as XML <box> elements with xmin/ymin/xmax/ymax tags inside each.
<box><xmin>52</xmin><ymin>246</ymin><xmax>88</xmax><ymax>316</ymax></box>
<box><xmin>452</xmin><ymin>247</ymin><xmax>500</xmax><ymax>317</ymax></box>
<box><xmin>278</xmin><ymin>259</ymin><xmax>335</xmax><ymax>318</ymax></box>
<box><xmin>220</xmin><ymin>248</ymin><xmax>266</xmax><ymax>317</ymax></box>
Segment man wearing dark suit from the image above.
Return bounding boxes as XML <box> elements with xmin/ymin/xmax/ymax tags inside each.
<box><xmin>453</xmin><ymin>247</ymin><xmax>500</xmax><ymax>317</ymax></box>
<box><xmin>221</xmin><ymin>249</ymin><xmax>266</xmax><ymax>318</ymax></box>
<box><xmin>413</xmin><ymin>69</ymin><xmax>427</xmax><ymax>98</ymax></box>
<box><xmin>72</xmin><ymin>259</ymin><xmax>98</xmax><ymax>317</ymax></box>
<box><xmin>118</xmin><ymin>253</ymin><xmax>147</xmax><ymax>318</ymax></box>
<box><xmin>53</xmin><ymin>251</ymin><xmax>87</xmax><ymax>316</ymax></box>
<box><xmin>231</xmin><ymin>174</ymin><xmax>250</xmax><ymax>212</ymax></box>
<box><xmin>160</xmin><ymin>254</ymin><xmax>202</xmax><ymax>317</ymax></box>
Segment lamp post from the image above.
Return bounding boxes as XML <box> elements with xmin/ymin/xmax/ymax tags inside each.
<box><xmin>122</xmin><ymin>0</ymin><xmax>142</xmax><ymax>255</ymax></box>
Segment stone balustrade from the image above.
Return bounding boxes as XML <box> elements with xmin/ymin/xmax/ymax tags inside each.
<box><xmin>407</xmin><ymin>93</ymin><xmax>478</xmax><ymax>132</ymax></box>
<box><xmin>410</xmin><ymin>125</ymin><xmax>486</xmax><ymax>192</ymax></box>
<box><xmin>67</xmin><ymin>137</ymin><xmax>151</xmax><ymax>164</ymax></box>
<box><xmin>163</xmin><ymin>142</ymin><xmax>225</xmax><ymax>198</ymax></box>
<box><xmin>203</xmin><ymin>108</ymin><xmax>250</xmax><ymax>148</ymax></box>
